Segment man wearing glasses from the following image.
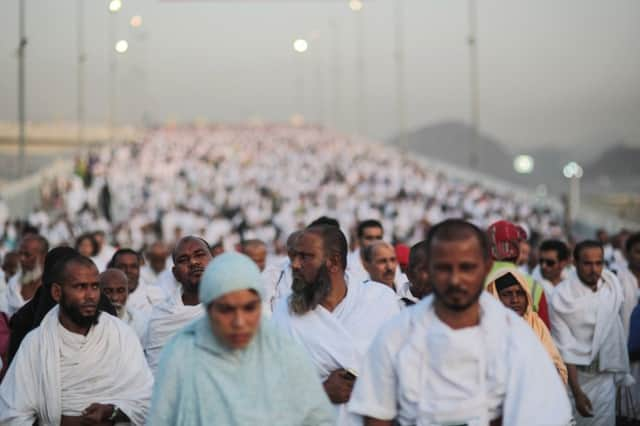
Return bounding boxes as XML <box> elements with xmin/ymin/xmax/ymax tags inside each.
<box><xmin>532</xmin><ymin>239</ymin><xmax>571</xmax><ymax>299</ymax></box>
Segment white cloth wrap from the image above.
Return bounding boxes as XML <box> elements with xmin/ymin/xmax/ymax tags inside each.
<box><xmin>0</xmin><ymin>307</ymin><xmax>153</xmax><ymax>425</ymax></box>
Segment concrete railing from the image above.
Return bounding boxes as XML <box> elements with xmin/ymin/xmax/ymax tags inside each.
<box><xmin>0</xmin><ymin>159</ymin><xmax>74</xmax><ymax>218</ymax></box>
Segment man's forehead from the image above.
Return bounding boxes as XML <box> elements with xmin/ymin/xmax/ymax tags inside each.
<box><xmin>20</xmin><ymin>239</ymin><xmax>40</xmax><ymax>251</ymax></box>
<box><xmin>175</xmin><ymin>238</ymin><xmax>208</xmax><ymax>256</ymax></box>
<box><xmin>580</xmin><ymin>247</ymin><xmax>604</xmax><ymax>261</ymax></box>
<box><xmin>68</xmin><ymin>264</ymin><xmax>99</xmax><ymax>281</ymax></box>
<box><xmin>372</xmin><ymin>244</ymin><xmax>395</xmax><ymax>259</ymax></box>
<box><xmin>116</xmin><ymin>252</ymin><xmax>139</xmax><ymax>263</ymax></box>
<box><xmin>362</xmin><ymin>227</ymin><xmax>383</xmax><ymax>236</ymax></box>
<box><xmin>101</xmin><ymin>278</ymin><xmax>127</xmax><ymax>288</ymax></box>
<box><xmin>430</xmin><ymin>237</ymin><xmax>484</xmax><ymax>258</ymax></box>
<box><xmin>540</xmin><ymin>249</ymin><xmax>559</xmax><ymax>259</ymax></box>
<box><xmin>297</xmin><ymin>232</ymin><xmax>323</xmax><ymax>250</ymax></box>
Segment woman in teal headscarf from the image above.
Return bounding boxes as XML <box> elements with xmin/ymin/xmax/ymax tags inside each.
<box><xmin>147</xmin><ymin>252</ymin><xmax>334</xmax><ymax>426</ymax></box>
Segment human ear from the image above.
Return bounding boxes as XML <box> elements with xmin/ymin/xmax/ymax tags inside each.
<box><xmin>51</xmin><ymin>283</ymin><xmax>62</xmax><ymax>303</ymax></box>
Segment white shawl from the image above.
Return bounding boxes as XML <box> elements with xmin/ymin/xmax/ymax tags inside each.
<box><xmin>550</xmin><ymin>270</ymin><xmax>631</xmax><ymax>383</ymax></box>
<box><xmin>127</xmin><ymin>279</ymin><xmax>167</xmax><ymax>316</ymax></box>
<box><xmin>0</xmin><ymin>273</ymin><xmax>27</xmax><ymax>318</ymax></box>
<box><xmin>348</xmin><ymin>293</ymin><xmax>573</xmax><ymax>426</ymax></box>
<box><xmin>0</xmin><ymin>307</ymin><xmax>153</xmax><ymax>425</ymax></box>
<box><xmin>143</xmin><ymin>296</ymin><xmax>204</xmax><ymax>373</ymax></box>
<box><xmin>272</xmin><ymin>278</ymin><xmax>400</xmax><ymax>425</ymax></box>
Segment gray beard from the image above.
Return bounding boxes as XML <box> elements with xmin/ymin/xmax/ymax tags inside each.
<box><xmin>20</xmin><ymin>264</ymin><xmax>43</xmax><ymax>285</ymax></box>
<box><xmin>289</xmin><ymin>266</ymin><xmax>332</xmax><ymax>315</ymax></box>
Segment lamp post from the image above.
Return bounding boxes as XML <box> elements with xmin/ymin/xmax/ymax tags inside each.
<box><xmin>467</xmin><ymin>0</ymin><xmax>480</xmax><ymax>169</ymax></box>
<box><xmin>108</xmin><ymin>0</ymin><xmax>122</xmax><ymax>143</ymax></box>
<box><xmin>77</xmin><ymin>0</ymin><xmax>86</xmax><ymax>149</ymax></box>
<box><xmin>17</xmin><ymin>0</ymin><xmax>27</xmax><ymax>178</ymax></box>
<box><xmin>563</xmin><ymin>161</ymin><xmax>583</xmax><ymax>232</ymax></box>
<box><xmin>293</xmin><ymin>38</ymin><xmax>308</xmax><ymax>122</ymax></box>
<box><xmin>349</xmin><ymin>0</ymin><xmax>365</xmax><ymax>136</ymax></box>
<box><xmin>394</xmin><ymin>0</ymin><xmax>407</xmax><ymax>153</ymax></box>
<box><xmin>513</xmin><ymin>155</ymin><xmax>534</xmax><ymax>175</ymax></box>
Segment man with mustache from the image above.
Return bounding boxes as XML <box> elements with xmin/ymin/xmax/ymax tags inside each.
<box><xmin>99</xmin><ymin>268</ymin><xmax>148</xmax><ymax>341</ymax></box>
<box><xmin>550</xmin><ymin>240</ymin><xmax>633</xmax><ymax>426</ymax></box>
<box><xmin>347</xmin><ymin>220</ymin><xmax>405</xmax><ymax>286</ymax></box>
<box><xmin>363</xmin><ymin>241</ymin><xmax>399</xmax><ymax>292</ymax></box>
<box><xmin>143</xmin><ymin>236</ymin><xmax>213</xmax><ymax>373</ymax></box>
<box><xmin>272</xmin><ymin>224</ymin><xmax>400</xmax><ymax>425</ymax></box>
<box><xmin>0</xmin><ymin>234</ymin><xmax>48</xmax><ymax>318</ymax></box>
<box><xmin>0</xmin><ymin>254</ymin><xmax>153</xmax><ymax>425</ymax></box>
<box><xmin>109</xmin><ymin>249</ymin><xmax>166</xmax><ymax>316</ymax></box>
<box><xmin>349</xmin><ymin>219</ymin><xmax>572</xmax><ymax>426</ymax></box>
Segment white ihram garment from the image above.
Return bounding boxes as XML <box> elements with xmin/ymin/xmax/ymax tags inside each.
<box><xmin>272</xmin><ymin>277</ymin><xmax>400</xmax><ymax>426</ymax></box>
<box><xmin>0</xmin><ymin>307</ymin><xmax>153</xmax><ymax>425</ymax></box>
<box><xmin>143</xmin><ymin>295</ymin><xmax>204</xmax><ymax>373</ymax></box>
<box><xmin>348</xmin><ymin>293</ymin><xmax>572</xmax><ymax>426</ymax></box>
<box><xmin>550</xmin><ymin>270</ymin><xmax>633</xmax><ymax>426</ymax></box>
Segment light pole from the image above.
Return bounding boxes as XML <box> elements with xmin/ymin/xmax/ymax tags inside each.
<box><xmin>394</xmin><ymin>0</ymin><xmax>408</xmax><ymax>153</ymax></box>
<box><xmin>108</xmin><ymin>0</ymin><xmax>122</xmax><ymax>143</ymax></box>
<box><xmin>563</xmin><ymin>161</ymin><xmax>583</xmax><ymax>232</ymax></box>
<box><xmin>77</xmin><ymin>0</ymin><xmax>86</xmax><ymax>149</ymax></box>
<box><xmin>513</xmin><ymin>155</ymin><xmax>534</xmax><ymax>175</ymax></box>
<box><xmin>17</xmin><ymin>0</ymin><xmax>27</xmax><ymax>178</ymax></box>
<box><xmin>293</xmin><ymin>38</ymin><xmax>308</xmax><ymax>122</ymax></box>
<box><xmin>351</xmin><ymin>0</ymin><xmax>366</xmax><ymax>136</ymax></box>
<box><xmin>467</xmin><ymin>0</ymin><xmax>480</xmax><ymax>169</ymax></box>
<box><xmin>329</xmin><ymin>18</ymin><xmax>342</xmax><ymax>131</ymax></box>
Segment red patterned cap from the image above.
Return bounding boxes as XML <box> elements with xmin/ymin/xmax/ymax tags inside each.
<box><xmin>487</xmin><ymin>220</ymin><xmax>527</xmax><ymax>261</ymax></box>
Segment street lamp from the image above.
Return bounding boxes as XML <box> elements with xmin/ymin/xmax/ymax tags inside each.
<box><xmin>293</xmin><ymin>39</ymin><xmax>308</xmax><ymax>53</ymax></box>
<box><xmin>130</xmin><ymin>15</ymin><xmax>142</xmax><ymax>28</ymax></box>
<box><xmin>563</xmin><ymin>161</ymin><xmax>583</xmax><ymax>231</ymax></box>
<box><xmin>115</xmin><ymin>39</ymin><xmax>129</xmax><ymax>53</ymax></box>
<box><xmin>513</xmin><ymin>155</ymin><xmax>534</xmax><ymax>174</ymax></box>
<box><xmin>349</xmin><ymin>0</ymin><xmax>363</xmax><ymax>12</ymax></box>
<box><xmin>108</xmin><ymin>0</ymin><xmax>122</xmax><ymax>13</ymax></box>
<box><xmin>563</xmin><ymin>161</ymin><xmax>583</xmax><ymax>179</ymax></box>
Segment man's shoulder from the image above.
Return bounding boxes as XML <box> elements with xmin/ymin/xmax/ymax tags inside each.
<box><xmin>100</xmin><ymin>312</ymin><xmax>142</xmax><ymax>342</ymax></box>
<box><xmin>370</xmin><ymin>301</ymin><xmax>419</xmax><ymax>352</ymax></box>
<box><xmin>359</xmin><ymin>280</ymin><xmax>398</xmax><ymax>303</ymax></box>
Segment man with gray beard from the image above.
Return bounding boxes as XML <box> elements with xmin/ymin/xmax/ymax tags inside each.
<box><xmin>0</xmin><ymin>235</ymin><xmax>48</xmax><ymax>318</ymax></box>
<box><xmin>99</xmin><ymin>268</ymin><xmax>148</xmax><ymax>341</ymax></box>
<box><xmin>272</xmin><ymin>225</ymin><xmax>400</xmax><ymax>426</ymax></box>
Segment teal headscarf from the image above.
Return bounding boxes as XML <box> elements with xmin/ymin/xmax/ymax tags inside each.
<box><xmin>199</xmin><ymin>252</ymin><xmax>263</xmax><ymax>305</ymax></box>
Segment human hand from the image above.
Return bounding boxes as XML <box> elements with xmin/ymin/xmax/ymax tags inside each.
<box><xmin>323</xmin><ymin>369</ymin><xmax>356</xmax><ymax>404</ymax></box>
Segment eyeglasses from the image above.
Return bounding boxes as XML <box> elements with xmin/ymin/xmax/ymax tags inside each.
<box><xmin>539</xmin><ymin>258</ymin><xmax>557</xmax><ymax>267</ymax></box>
<box><xmin>362</xmin><ymin>235</ymin><xmax>383</xmax><ymax>241</ymax></box>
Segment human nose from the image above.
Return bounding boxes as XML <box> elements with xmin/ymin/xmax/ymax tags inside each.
<box><xmin>232</xmin><ymin>311</ymin><xmax>245</xmax><ymax>328</ymax></box>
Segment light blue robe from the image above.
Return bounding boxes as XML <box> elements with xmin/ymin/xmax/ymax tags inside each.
<box><xmin>147</xmin><ymin>317</ymin><xmax>334</xmax><ymax>425</ymax></box>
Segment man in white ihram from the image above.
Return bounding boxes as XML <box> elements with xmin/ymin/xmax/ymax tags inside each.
<box><xmin>273</xmin><ymin>224</ymin><xmax>400</xmax><ymax>425</ymax></box>
<box><xmin>348</xmin><ymin>219</ymin><xmax>572</xmax><ymax>426</ymax></box>
<box><xmin>0</xmin><ymin>254</ymin><xmax>152</xmax><ymax>425</ymax></box>
<box><xmin>550</xmin><ymin>240</ymin><xmax>633</xmax><ymax>426</ymax></box>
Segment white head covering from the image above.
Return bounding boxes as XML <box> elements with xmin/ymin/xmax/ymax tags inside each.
<box><xmin>199</xmin><ymin>252</ymin><xmax>263</xmax><ymax>305</ymax></box>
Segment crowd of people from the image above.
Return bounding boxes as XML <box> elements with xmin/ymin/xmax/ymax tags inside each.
<box><xmin>0</xmin><ymin>125</ymin><xmax>637</xmax><ymax>425</ymax></box>
<box><xmin>6</xmin><ymin>125</ymin><xmax>565</xmax><ymax>255</ymax></box>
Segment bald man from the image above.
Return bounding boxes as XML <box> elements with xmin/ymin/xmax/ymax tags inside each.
<box><xmin>143</xmin><ymin>236</ymin><xmax>213</xmax><ymax>373</ymax></box>
<box><xmin>99</xmin><ymin>269</ymin><xmax>148</xmax><ymax>341</ymax></box>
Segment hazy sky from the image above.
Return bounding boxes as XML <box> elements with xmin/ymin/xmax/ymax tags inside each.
<box><xmin>1</xmin><ymin>0</ymin><xmax>639</xmax><ymax>151</ymax></box>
